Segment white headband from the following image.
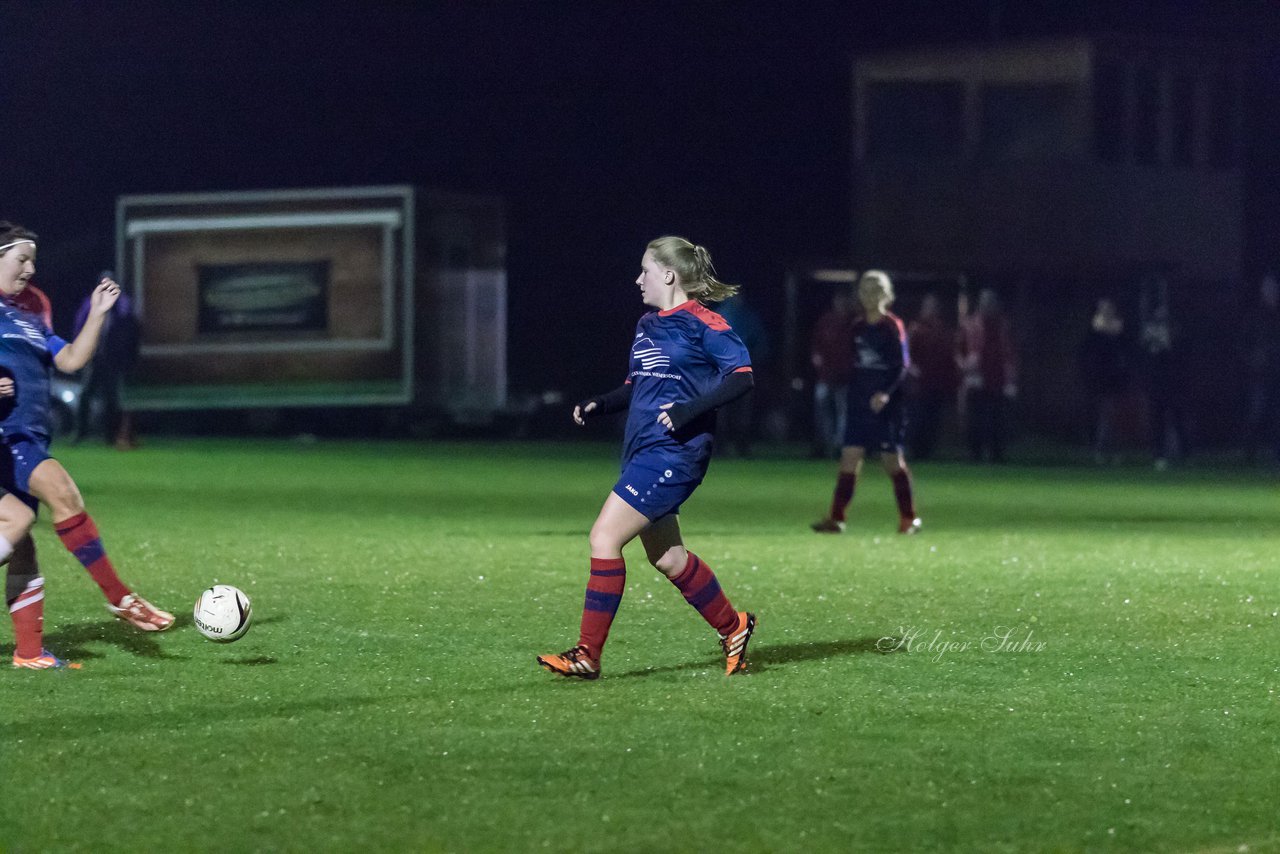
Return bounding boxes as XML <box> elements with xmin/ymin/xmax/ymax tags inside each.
<box><xmin>0</xmin><ymin>240</ymin><xmax>36</xmax><ymax>254</ymax></box>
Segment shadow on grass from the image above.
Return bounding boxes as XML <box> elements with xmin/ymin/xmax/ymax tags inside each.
<box><xmin>612</xmin><ymin>635</ymin><xmax>896</xmax><ymax>679</ymax></box>
<box><xmin>221</xmin><ymin>656</ymin><xmax>278</xmax><ymax>666</ymax></box>
<box><xmin>9</xmin><ymin>692</ymin><xmax>400</xmax><ymax>740</ymax></box>
<box><xmin>27</xmin><ymin>613</ymin><xmax>288</xmax><ymax>664</ymax></box>
<box><xmin>40</xmin><ymin>619</ymin><xmax>182</xmax><ymax>662</ymax></box>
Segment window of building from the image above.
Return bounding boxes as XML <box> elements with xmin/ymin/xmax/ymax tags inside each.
<box><xmin>1209</xmin><ymin>69</ymin><xmax>1238</xmax><ymax>168</ymax></box>
<box><xmin>1133</xmin><ymin>62</ymin><xmax>1161</xmax><ymax>165</ymax></box>
<box><xmin>866</xmin><ymin>80</ymin><xmax>965</xmax><ymax>159</ymax></box>
<box><xmin>1093</xmin><ymin>60</ymin><xmax>1126</xmax><ymax>163</ymax></box>
<box><xmin>1170</xmin><ymin>73</ymin><xmax>1197</xmax><ymax>167</ymax></box>
<box><xmin>979</xmin><ymin>84</ymin><xmax>1083</xmax><ymax>160</ymax></box>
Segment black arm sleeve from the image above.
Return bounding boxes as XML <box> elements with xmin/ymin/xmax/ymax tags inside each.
<box><xmin>665</xmin><ymin>370</ymin><xmax>754</xmax><ymax>432</ymax></box>
<box><xmin>884</xmin><ymin>364</ymin><xmax>909</xmax><ymax>398</ymax></box>
<box><xmin>883</xmin><ymin>324</ymin><xmax>909</xmax><ymax>397</ymax></box>
<box><xmin>577</xmin><ymin>383</ymin><xmax>633</xmax><ymax>419</ymax></box>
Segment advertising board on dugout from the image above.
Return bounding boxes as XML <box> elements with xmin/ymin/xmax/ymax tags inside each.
<box><xmin>115</xmin><ymin>185</ymin><xmax>506</xmax><ymax>419</ymax></box>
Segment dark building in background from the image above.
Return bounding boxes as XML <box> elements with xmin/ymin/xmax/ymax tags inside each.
<box><xmin>851</xmin><ymin>36</ymin><xmax>1249</xmax><ymax>445</ymax></box>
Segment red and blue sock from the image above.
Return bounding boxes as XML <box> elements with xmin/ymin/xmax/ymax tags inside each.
<box><xmin>669</xmin><ymin>552</ymin><xmax>738</xmax><ymax>636</ymax></box>
<box><xmin>577</xmin><ymin>557</ymin><xmax>626</xmax><ymax>660</ymax></box>
<box><xmin>55</xmin><ymin>512</ymin><xmax>130</xmax><ymax>606</ymax></box>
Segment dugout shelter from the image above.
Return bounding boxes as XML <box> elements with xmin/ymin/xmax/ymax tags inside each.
<box><xmin>115</xmin><ymin>185</ymin><xmax>506</xmax><ymax>425</ymax></box>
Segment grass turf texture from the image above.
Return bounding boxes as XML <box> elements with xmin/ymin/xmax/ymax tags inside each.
<box><xmin>2</xmin><ymin>439</ymin><xmax>1277</xmax><ymax>852</ymax></box>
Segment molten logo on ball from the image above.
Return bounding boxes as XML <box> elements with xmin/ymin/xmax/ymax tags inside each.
<box><xmin>194</xmin><ymin>584</ymin><xmax>253</xmax><ymax>642</ymax></box>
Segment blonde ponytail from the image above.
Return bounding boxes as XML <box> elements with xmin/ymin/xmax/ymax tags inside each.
<box><xmin>647</xmin><ymin>236</ymin><xmax>739</xmax><ymax>303</ymax></box>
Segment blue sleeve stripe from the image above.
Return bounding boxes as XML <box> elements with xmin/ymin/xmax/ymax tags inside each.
<box><xmin>47</xmin><ymin>334</ymin><xmax>68</xmax><ymax>359</ymax></box>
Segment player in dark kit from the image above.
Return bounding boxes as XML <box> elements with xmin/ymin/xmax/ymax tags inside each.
<box><xmin>812</xmin><ymin>270</ymin><xmax>920</xmax><ymax>535</ymax></box>
<box><xmin>538</xmin><ymin>236</ymin><xmax>757</xmax><ymax>680</ymax></box>
<box><xmin>0</xmin><ymin>224</ymin><xmax>173</xmax><ymax>670</ymax></box>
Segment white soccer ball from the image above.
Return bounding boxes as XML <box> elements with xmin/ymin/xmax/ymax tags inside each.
<box><xmin>193</xmin><ymin>584</ymin><xmax>253</xmax><ymax>643</ymax></box>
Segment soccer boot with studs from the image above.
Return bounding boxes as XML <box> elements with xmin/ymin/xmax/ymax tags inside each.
<box><xmin>720</xmin><ymin>611</ymin><xmax>756</xmax><ymax>676</ymax></box>
<box><xmin>13</xmin><ymin>649</ymin><xmax>81</xmax><ymax>670</ymax></box>
<box><xmin>537</xmin><ymin>645</ymin><xmax>601</xmax><ymax>680</ymax></box>
<box><xmin>108</xmin><ymin>593</ymin><xmax>175</xmax><ymax>632</ymax></box>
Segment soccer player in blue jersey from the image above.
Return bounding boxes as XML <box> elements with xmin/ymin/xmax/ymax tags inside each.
<box><xmin>811</xmin><ymin>270</ymin><xmax>920</xmax><ymax>535</ymax></box>
<box><xmin>0</xmin><ymin>386</ymin><xmax>48</xmax><ymax>665</ymax></box>
<box><xmin>0</xmin><ymin>224</ymin><xmax>173</xmax><ymax>662</ymax></box>
<box><xmin>538</xmin><ymin>236</ymin><xmax>757</xmax><ymax>680</ymax></box>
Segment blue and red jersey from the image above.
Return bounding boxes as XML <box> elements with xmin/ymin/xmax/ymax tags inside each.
<box><xmin>849</xmin><ymin>312</ymin><xmax>910</xmax><ymax>417</ymax></box>
<box><xmin>621</xmin><ymin>300</ymin><xmax>752</xmax><ymax>472</ymax></box>
<box><xmin>0</xmin><ymin>296</ymin><xmax>68</xmax><ymax>440</ymax></box>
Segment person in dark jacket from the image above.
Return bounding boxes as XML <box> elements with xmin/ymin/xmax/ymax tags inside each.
<box><xmin>1079</xmin><ymin>297</ymin><xmax>1132</xmax><ymax>464</ymax></box>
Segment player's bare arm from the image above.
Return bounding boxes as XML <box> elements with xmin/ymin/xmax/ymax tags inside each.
<box><xmin>54</xmin><ymin>279</ymin><xmax>120</xmax><ymax>373</ymax></box>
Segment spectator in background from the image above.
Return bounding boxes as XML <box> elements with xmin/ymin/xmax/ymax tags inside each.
<box><xmin>1244</xmin><ymin>273</ymin><xmax>1280</xmax><ymax>466</ymax></box>
<box><xmin>715</xmin><ymin>294</ymin><xmax>768</xmax><ymax>457</ymax></box>
<box><xmin>905</xmin><ymin>292</ymin><xmax>958</xmax><ymax>460</ymax></box>
<box><xmin>73</xmin><ymin>287</ymin><xmax>141</xmax><ymax>449</ymax></box>
<box><xmin>809</xmin><ymin>288</ymin><xmax>856</xmax><ymax>458</ymax></box>
<box><xmin>958</xmin><ymin>288</ymin><xmax>1017</xmax><ymax>463</ymax></box>
<box><xmin>1079</xmin><ymin>297</ymin><xmax>1132</xmax><ymax>464</ymax></box>
<box><xmin>1139</xmin><ymin>300</ymin><xmax>1187</xmax><ymax>470</ymax></box>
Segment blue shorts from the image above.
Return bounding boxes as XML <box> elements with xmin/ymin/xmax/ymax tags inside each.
<box><xmin>612</xmin><ymin>460</ymin><xmax>705</xmax><ymax>522</ymax></box>
<box><xmin>843</xmin><ymin>412</ymin><xmax>905</xmax><ymax>454</ymax></box>
<box><xmin>0</xmin><ymin>433</ymin><xmax>51</xmax><ymax>512</ymax></box>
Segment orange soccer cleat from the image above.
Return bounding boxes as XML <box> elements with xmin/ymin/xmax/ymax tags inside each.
<box><xmin>13</xmin><ymin>649</ymin><xmax>81</xmax><ymax>670</ymax></box>
<box><xmin>720</xmin><ymin>611</ymin><xmax>756</xmax><ymax>676</ymax></box>
<box><xmin>537</xmin><ymin>645</ymin><xmax>601</xmax><ymax>680</ymax></box>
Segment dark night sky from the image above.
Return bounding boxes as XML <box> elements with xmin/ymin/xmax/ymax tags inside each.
<box><xmin>3</xmin><ymin>0</ymin><xmax>1278</xmax><ymax>398</ymax></box>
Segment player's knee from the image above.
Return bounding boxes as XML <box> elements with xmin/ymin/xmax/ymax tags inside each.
<box><xmin>839</xmin><ymin>455</ymin><xmax>863</xmax><ymax>475</ymax></box>
<box><xmin>47</xmin><ymin>484</ymin><xmax>85</xmax><ymax>519</ymax></box>
<box><xmin>587</xmin><ymin>525</ymin><xmax>623</xmax><ymax>558</ymax></box>
<box><xmin>0</xmin><ymin>501</ymin><xmax>35</xmax><ymax>541</ymax></box>
<box><xmin>650</xmin><ymin>548</ymin><xmax>685</xmax><ymax>577</ymax></box>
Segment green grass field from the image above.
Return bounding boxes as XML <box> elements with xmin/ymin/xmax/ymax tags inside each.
<box><xmin>1</xmin><ymin>439</ymin><xmax>1277</xmax><ymax>853</ymax></box>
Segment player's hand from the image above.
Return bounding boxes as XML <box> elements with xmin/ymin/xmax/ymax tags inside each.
<box><xmin>870</xmin><ymin>392</ymin><xmax>889</xmax><ymax>413</ymax></box>
<box><xmin>573</xmin><ymin>400</ymin><xmax>597</xmax><ymax>426</ymax></box>
<box><xmin>0</xmin><ymin>377</ymin><xmax>13</xmax><ymax>397</ymax></box>
<box><xmin>657</xmin><ymin>402</ymin><xmax>675</xmax><ymax>430</ymax></box>
<box><xmin>89</xmin><ymin>278</ymin><xmax>121</xmax><ymax>316</ymax></box>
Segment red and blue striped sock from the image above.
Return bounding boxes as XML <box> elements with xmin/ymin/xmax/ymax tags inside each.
<box><xmin>669</xmin><ymin>552</ymin><xmax>738</xmax><ymax>637</ymax></box>
<box><xmin>577</xmin><ymin>557</ymin><xmax>626</xmax><ymax>660</ymax></box>
<box><xmin>55</xmin><ymin>512</ymin><xmax>129</xmax><ymax>606</ymax></box>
